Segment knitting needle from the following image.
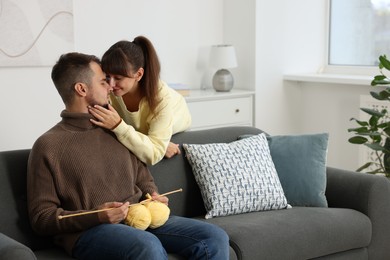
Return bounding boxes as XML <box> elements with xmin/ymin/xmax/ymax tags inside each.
<box><xmin>138</xmin><ymin>188</ymin><xmax>183</xmax><ymax>205</ymax></box>
<box><xmin>58</xmin><ymin>188</ymin><xmax>183</xmax><ymax>220</ymax></box>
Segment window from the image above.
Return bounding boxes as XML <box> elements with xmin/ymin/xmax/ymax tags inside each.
<box><xmin>329</xmin><ymin>0</ymin><xmax>390</xmax><ymax>67</ymax></box>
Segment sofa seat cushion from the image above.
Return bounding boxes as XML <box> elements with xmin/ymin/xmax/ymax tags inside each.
<box><xmin>34</xmin><ymin>247</ymin><xmax>73</xmax><ymax>260</ymax></box>
<box><xmin>0</xmin><ymin>233</ymin><xmax>37</xmax><ymax>260</ymax></box>
<box><xmin>199</xmin><ymin>207</ymin><xmax>371</xmax><ymax>260</ymax></box>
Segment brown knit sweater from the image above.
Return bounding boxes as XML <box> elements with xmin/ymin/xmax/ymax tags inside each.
<box><xmin>27</xmin><ymin>110</ymin><xmax>158</xmax><ymax>255</ymax></box>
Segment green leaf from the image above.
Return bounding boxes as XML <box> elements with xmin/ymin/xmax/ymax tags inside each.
<box><xmin>380</xmin><ymin>55</ymin><xmax>390</xmax><ymax>71</ymax></box>
<box><xmin>356</xmin><ymin>162</ymin><xmax>373</xmax><ymax>172</ymax></box>
<box><xmin>369</xmin><ymin>132</ymin><xmax>384</xmax><ymax>136</ymax></box>
<box><xmin>348</xmin><ymin>128</ymin><xmax>383</xmax><ymax>137</ymax></box>
<box><xmin>365</xmin><ymin>142</ymin><xmax>385</xmax><ymax>151</ymax></box>
<box><xmin>371</xmin><ymin>90</ymin><xmax>390</xmax><ymax>100</ymax></box>
<box><xmin>377</xmin><ymin>122</ymin><xmax>389</xmax><ymax>128</ymax></box>
<box><xmin>369</xmin><ymin>115</ymin><xmax>379</xmax><ymax>126</ymax></box>
<box><xmin>374</xmin><ymin>75</ymin><xmax>387</xmax><ymax>81</ymax></box>
<box><xmin>367</xmin><ymin>168</ymin><xmax>384</xmax><ymax>174</ymax></box>
<box><xmin>349</xmin><ymin>131</ymin><xmax>382</xmax><ymax>136</ymax></box>
<box><xmin>347</xmin><ymin>126</ymin><xmax>368</xmax><ymax>133</ymax></box>
<box><xmin>384</xmin><ymin>127</ymin><xmax>390</xmax><ymax>136</ymax></box>
<box><xmin>348</xmin><ymin>136</ymin><xmax>368</xmax><ymax>144</ymax></box>
<box><xmin>371</xmin><ymin>134</ymin><xmax>383</xmax><ymax>143</ymax></box>
<box><xmin>349</xmin><ymin>118</ymin><xmax>369</xmax><ymax>126</ymax></box>
<box><xmin>370</xmin><ymin>91</ymin><xmax>383</xmax><ymax>100</ymax></box>
<box><xmin>372</xmin><ymin>79</ymin><xmax>390</xmax><ymax>86</ymax></box>
<box><xmin>361</xmin><ymin>108</ymin><xmax>386</xmax><ymax>117</ymax></box>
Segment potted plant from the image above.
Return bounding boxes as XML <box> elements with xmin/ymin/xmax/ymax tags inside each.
<box><xmin>348</xmin><ymin>55</ymin><xmax>390</xmax><ymax>177</ymax></box>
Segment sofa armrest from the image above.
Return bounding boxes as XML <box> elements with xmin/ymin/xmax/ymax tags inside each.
<box><xmin>326</xmin><ymin>167</ymin><xmax>390</xmax><ymax>259</ymax></box>
<box><xmin>0</xmin><ymin>233</ymin><xmax>36</xmax><ymax>260</ymax></box>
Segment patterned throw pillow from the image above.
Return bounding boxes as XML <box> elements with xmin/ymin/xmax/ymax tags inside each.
<box><xmin>183</xmin><ymin>133</ymin><xmax>288</xmax><ymax>219</ymax></box>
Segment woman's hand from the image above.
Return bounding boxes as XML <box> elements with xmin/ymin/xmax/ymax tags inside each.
<box><xmin>165</xmin><ymin>142</ymin><xmax>181</xmax><ymax>158</ymax></box>
<box><xmin>97</xmin><ymin>201</ymin><xmax>129</xmax><ymax>224</ymax></box>
<box><xmin>89</xmin><ymin>104</ymin><xmax>122</xmax><ymax>130</ymax></box>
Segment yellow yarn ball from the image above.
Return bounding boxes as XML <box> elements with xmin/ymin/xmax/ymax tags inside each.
<box><xmin>124</xmin><ymin>204</ymin><xmax>151</xmax><ymax>230</ymax></box>
<box><xmin>144</xmin><ymin>201</ymin><xmax>170</xmax><ymax>229</ymax></box>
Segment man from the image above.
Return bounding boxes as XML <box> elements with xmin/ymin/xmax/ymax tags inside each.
<box><xmin>27</xmin><ymin>52</ymin><xmax>229</xmax><ymax>259</ymax></box>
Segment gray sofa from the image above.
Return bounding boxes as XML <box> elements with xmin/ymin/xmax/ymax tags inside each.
<box><xmin>1</xmin><ymin>126</ymin><xmax>390</xmax><ymax>260</ymax></box>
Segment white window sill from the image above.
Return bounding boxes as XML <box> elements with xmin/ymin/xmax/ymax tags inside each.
<box><xmin>283</xmin><ymin>73</ymin><xmax>373</xmax><ymax>86</ymax></box>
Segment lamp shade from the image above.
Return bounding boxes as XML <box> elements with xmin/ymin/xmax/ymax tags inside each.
<box><xmin>209</xmin><ymin>44</ymin><xmax>237</xmax><ymax>69</ymax></box>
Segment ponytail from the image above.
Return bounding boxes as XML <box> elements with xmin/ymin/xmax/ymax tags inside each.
<box><xmin>133</xmin><ymin>36</ymin><xmax>161</xmax><ymax>113</ymax></box>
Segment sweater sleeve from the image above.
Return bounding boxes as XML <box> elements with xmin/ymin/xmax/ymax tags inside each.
<box><xmin>111</xmin><ymin>81</ymin><xmax>191</xmax><ymax>165</ymax></box>
<box><xmin>27</xmin><ymin>140</ymin><xmax>101</xmax><ymax>236</ymax></box>
<box><xmin>112</xmin><ymin>89</ymin><xmax>176</xmax><ymax>165</ymax></box>
<box><xmin>112</xmin><ymin>119</ymin><xmax>167</xmax><ymax>165</ymax></box>
<box><xmin>133</xmin><ymin>156</ymin><xmax>159</xmax><ymax>196</ymax></box>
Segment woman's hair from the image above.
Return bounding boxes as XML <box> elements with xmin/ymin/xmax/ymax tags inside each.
<box><xmin>51</xmin><ymin>52</ymin><xmax>100</xmax><ymax>105</ymax></box>
<box><xmin>102</xmin><ymin>36</ymin><xmax>161</xmax><ymax>113</ymax></box>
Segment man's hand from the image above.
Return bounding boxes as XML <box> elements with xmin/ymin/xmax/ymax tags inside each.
<box><xmin>97</xmin><ymin>201</ymin><xmax>129</xmax><ymax>223</ymax></box>
<box><xmin>89</xmin><ymin>104</ymin><xmax>122</xmax><ymax>130</ymax></box>
<box><xmin>150</xmin><ymin>192</ymin><xmax>169</xmax><ymax>206</ymax></box>
<box><xmin>165</xmin><ymin>142</ymin><xmax>180</xmax><ymax>158</ymax></box>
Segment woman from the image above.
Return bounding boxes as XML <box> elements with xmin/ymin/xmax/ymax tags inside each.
<box><xmin>88</xmin><ymin>36</ymin><xmax>192</xmax><ymax>165</ymax></box>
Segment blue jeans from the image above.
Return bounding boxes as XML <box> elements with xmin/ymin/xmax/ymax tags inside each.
<box><xmin>72</xmin><ymin>215</ymin><xmax>229</xmax><ymax>260</ymax></box>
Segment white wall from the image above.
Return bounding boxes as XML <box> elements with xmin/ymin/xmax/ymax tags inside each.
<box><xmin>221</xmin><ymin>0</ymin><xmax>366</xmax><ymax>171</ymax></box>
<box><xmin>296</xmin><ymin>82</ymin><xmax>369</xmax><ymax>171</ymax></box>
<box><xmin>0</xmin><ymin>0</ymin><xmax>369</xmax><ymax>172</ymax></box>
<box><xmin>248</xmin><ymin>0</ymin><xmax>368</xmax><ymax>171</ymax></box>
<box><xmin>0</xmin><ymin>0</ymin><xmax>223</xmax><ymax>151</ymax></box>
<box><xmin>73</xmin><ymin>0</ymin><xmax>224</xmax><ymax>87</ymax></box>
<box><xmin>254</xmin><ymin>0</ymin><xmax>327</xmax><ymax>134</ymax></box>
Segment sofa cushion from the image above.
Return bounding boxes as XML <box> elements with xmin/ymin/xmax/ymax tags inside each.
<box><xmin>0</xmin><ymin>149</ymin><xmax>53</xmax><ymax>251</ymax></box>
<box><xmin>201</xmin><ymin>207</ymin><xmax>371</xmax><ymax>260</ymax></box>
<box><xmin>238</xmin><ymin>133</ymin><xmax>329</xmax><ymax>207</ymax></box>
<box><xmin>267</xmin><ymin>133</ymin><xmax>329</xmax><ymax>207</ymax></box>
<box><xmin>0</xmin><ymin>233</ymin><xmax>37</xmax><ymax>260</ymax></box>
<box><xmin>34</xmin><ymin>247</ymin><xmax>80</xmax><ymax>260</ymax></box>
<box><xmin>183</xmin><ymin>133</ymin><xmax>288</xmax><ymax>219</ymax></box>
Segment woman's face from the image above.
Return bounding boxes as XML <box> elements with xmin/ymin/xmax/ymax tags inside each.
<box><xmin>107</xmin><ymin>67</ymin><xmax>143</xmax><ymax>97</ymax></box>
<box><xmin>107</xmin><ymin>74</ymin><xmax>138</xmax><ymax>97</ymax></box>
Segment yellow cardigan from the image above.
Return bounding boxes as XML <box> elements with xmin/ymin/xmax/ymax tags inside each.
<box><xmin>110</xmin><ymin>81</ymin><xmax>192</xmax><ymax>165</ymax></box>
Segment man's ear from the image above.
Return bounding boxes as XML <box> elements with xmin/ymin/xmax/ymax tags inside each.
<box><xmin>74</xmin><ymin>83</ymin><xmax>88</xmax><ymax>97</ymax></box>
<box><xmin>136</xmin><ymin>68</ymin><xmax>144</xmax><ymax>82</ymax></box>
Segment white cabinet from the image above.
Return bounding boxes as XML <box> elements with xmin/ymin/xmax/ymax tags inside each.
<box><xmin>185</xmin><ymin>89</ymin><xmax>255</xmax><ymax>130</ymax></box>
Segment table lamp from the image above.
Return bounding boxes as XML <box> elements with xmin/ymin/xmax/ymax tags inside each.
<box><xmin>209</xmin><ymin>44</ymin><xmax>237</xmax><ymax>92</ymax></box>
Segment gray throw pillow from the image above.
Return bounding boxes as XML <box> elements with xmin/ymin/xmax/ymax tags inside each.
<box><xmin>267</xmin><ymin>133</ymin><xmax>329</xmax><ymax>207</ymax></box>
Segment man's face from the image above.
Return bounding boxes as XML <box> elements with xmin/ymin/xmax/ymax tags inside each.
<box><xmin>85</xmin><ymin>62</ymin><xmax>112</xmax><ymax>107</ymax></box>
